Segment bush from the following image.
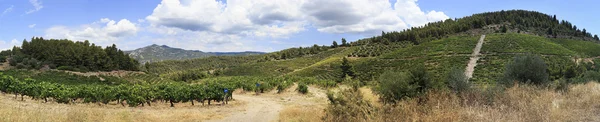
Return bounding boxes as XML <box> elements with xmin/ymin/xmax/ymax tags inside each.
<box><xmin>57</xmin><ymin>66</ymin><xmax>75</xmax><ymax>71</ymax></box>
<box><xmin>409</xmin><ymin>66</ymin><xmax>439</xmax><ymax>93</ymax></box>
<box><xmin>500</xmin><ymin>54</ymin><xmax>549</xmax><ymax>87</ymax></box>
<box><xmin>0</xmin><ymin>56</ymin><xmax>6</xmax><ymax>63</ymax></box>
<box><xmin>582</xmin><ymin>71</ymin><xmax>600</xmax><ymax>83</ymax></box>
<box><xmin>447</xmin><ymin>67</ymin><xmax>470</xmax><ymax>93</ymax></box>
<box><xmin>297</xmin><ymin>83</ymin><xmax>308</xmax><ymax>94</ymax></box>
<box><xmin>376</xmin><ymin>71</ymin><xmax>418</xmax><ymax>103</ymax></box>
<box><xmin>323</xmin><ymin>89</ymin><xmax>375</xmax><ymax>122</ymax></box>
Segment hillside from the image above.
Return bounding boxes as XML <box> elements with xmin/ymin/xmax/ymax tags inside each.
<box><xmin>143</xmin><ymin>10</ymin><xmax>600</xmax><ymax>84</ymax></box>
<box><xmin>126</xmin><ymin>44</ymin><xmax>265</xmax><ymax>63</ymax></box>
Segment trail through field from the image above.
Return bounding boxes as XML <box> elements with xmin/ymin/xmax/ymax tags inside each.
<box><xmin>465</xmin><ymin>35</ymin><xmax>486</xmax><ymax>80</ymax></box>
<box><xmin>206</xmin><ymin>94</ymin><xmax>283</xmax><ymax>122</ymax></box>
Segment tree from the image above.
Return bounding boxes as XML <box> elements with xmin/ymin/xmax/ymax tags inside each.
<box><xmin>500</xmin><ymin>25</ymin><xmax>508</xmax><ymax>33</ymax></box>
<box><xmin>447</xmin><ymin>67</ymin><xmax>470</xmax><ymax>93</ymax></box>
<box><xmin>341</xmin><ymin>38</ymin><xmax>347</xmax><ymax>47</ymax></box>
<box><xmin>339</xmin><ymin>57</ymin><xmax>355</xmax><ymax>81</ymax></box>
<box><xmin>376</xmin><ymin>71</ymin><xmax>417</xmax><ymax>103</ymax></box>
<box><xmin>546</xmin><ymin>28</ymin><xmax>553</xmax><ymax>36</ymax></box>
<box><xmin>594</xmin><ymin>35</ymin><xmax>599</xmax><ymax>41</ymax></box>
<box><xmin>332</xmin><ymin>41</ymin><xmax>338</xmax><ymax>48</ymax></box>
<box><xmin>500</xmin><ymin>54</ymin><xmax>549</xmax><ymax>87</ymax></box>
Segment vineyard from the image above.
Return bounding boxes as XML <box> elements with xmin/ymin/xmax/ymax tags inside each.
<box><xmin>0</xmin><ymin>72</ymin><xmax>336</xmax><ymax>107</ymax></box>
<box><xmin>347</xmin><ymin>42</ymin><xmax>412</xmax><ymax>57</ymax></box>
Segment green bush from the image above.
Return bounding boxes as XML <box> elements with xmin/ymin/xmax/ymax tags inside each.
<box><xmin>582</xmin><ymin>71</ymin><xmax>600</xmax><ymax>83</ymax></box>
<box><xmin>500</xmin><ymin>54</ymin><xmax>549</xmax><ymax>87</ymax></box>
<box><xmin>57</xmin><ymin>66</ymin><xmax>75</xmax><ymax>71</ymax></box>
<box><xmin>297</xmin><ymin>83</ymin><xmax>308</xmax><ymax>94</ymax></box>
<box><xmin>447</xmin><ymin>67</ymin><xmax>470</xmax><ymax>93</ymax></box>
<box><xmin>376</xmin><ymin>71</ymin><xmax>417</xmax><ymax>103</ymax></box>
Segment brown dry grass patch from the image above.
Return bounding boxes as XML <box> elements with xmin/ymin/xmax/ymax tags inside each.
<box><xmin>0</xmin><ymin>93</ymin><xmax>246</xmax><ymax>122</ymax></box>
<box><xmin>325</xmin><ymin>82</ymin><xmax>600</xmax><ymax>122</ymax></box>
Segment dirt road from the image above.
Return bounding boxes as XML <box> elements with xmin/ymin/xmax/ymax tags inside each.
<box><xmin>465</xmin><ymin>35</ymin><xmax>486</xmax><ymax>80</ymax></box>
<box><xmin>206</xmin><ymin>94</ymin><xmax>283</xmax><ymax>122</ymax></box>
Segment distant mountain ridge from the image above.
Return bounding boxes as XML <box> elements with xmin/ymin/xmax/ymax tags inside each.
<box><xmin>126</xmin><ymin>44</ymin><xmax>265</xmax><ymax>63</ymax></box>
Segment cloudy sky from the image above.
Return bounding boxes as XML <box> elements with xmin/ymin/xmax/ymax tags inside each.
<box><xmin>0</xmin><ymin>0</ymin><xmax>598</xmax><ymax>52</ymax></box>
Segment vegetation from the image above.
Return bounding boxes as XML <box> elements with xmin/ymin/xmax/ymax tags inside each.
<box><xmin>376</xmin><ymin>71</ymin><xmax>417</xmax><ymax>103</ymax></box>
<box><xmin>297</xmin><ymin>83</ymin><xmax>308</xmax><ymax>94</ymax></box>
<box><xmin>500</xmin><ymin>54</ymin><xmax>550</xmax><ymax>86</ymax></box>
<box><xmin>3</xmin><ymin>37</ymin><xmax>138</xmax><ymax>72</ymax></box>
<box><xmin>447</xmin><ymin>67</ymin><xmax>470</xmax><ymax>93</ymax></box>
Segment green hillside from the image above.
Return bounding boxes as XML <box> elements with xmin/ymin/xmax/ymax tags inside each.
<box><xmin>140</xmin><ymin>10</ymin><xmax>600</xmax><ymax>85</ymax></box>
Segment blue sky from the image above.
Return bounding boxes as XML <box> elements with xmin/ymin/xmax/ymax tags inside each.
<box><xmin>0</xmin><ymin>0</ymin><xmax>598</xmax><ymax>52</ymax></box>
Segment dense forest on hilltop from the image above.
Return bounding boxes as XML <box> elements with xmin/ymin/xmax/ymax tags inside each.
<box><xmin>0</xmin><ymin>37</ymin><xmax>139</xmax><ymax>72</ymax></box>
<box><xmin>353</xmin><ymin>10</ymin><xmax>600</xmax><ymax>46</ymax></box>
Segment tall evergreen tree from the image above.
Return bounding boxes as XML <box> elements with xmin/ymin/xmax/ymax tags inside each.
<box><xmin>332</xmin><ymin>41</ymin><xmax>338</xmax><ymax>48</ymax></box>
<box><xmin>340</xmin><ymin>57</ymin><xmax>355</xmax><ymax>80</ymax></box>
<box><xmin>341</xmin><ymin>38</ymin><xmax>347</xmax><ymax>47</ymax></box>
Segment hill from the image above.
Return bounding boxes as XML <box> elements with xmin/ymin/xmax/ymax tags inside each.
<box><xmin>126</xmin><ymin>44</ymin><xmax>265</xmax><ymax>63</ymax></box>
<box><xmin>143</xmin><ymin>10</ymin><xmax>600</xmax><ymax>84</ymax></box>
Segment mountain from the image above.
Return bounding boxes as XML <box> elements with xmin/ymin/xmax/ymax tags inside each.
<box><xmin>126</xmin><ymin>44</ymin><xmax>265</xmax><ymax>63</ymax></box>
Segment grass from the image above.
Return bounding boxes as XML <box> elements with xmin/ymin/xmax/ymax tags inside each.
<box><xmin>325</xmin><ymin>82</ymin><xmax>600</xmax><ymax>122</ymax></box>
<box><xmin>0</xmin><ymin>93</ymin><xmax>244</xmax><ymax>122</ymax></box>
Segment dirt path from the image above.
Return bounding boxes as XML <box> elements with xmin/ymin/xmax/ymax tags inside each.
<box><xmin>465</xmin><ymin>35</ymin><xmax>486</xmax><ymax>80</ymax></box>
<box><xmin>0</xmin><ymin>59</ymin><xmax>9</xmax><ymax>71</ymax></box>
<box><xmin>206</xmin><ymin>94</ymin><xmax>283</xmax><ymax>122</ymax></box>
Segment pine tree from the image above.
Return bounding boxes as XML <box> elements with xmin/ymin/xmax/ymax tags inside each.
<box><xmin>341</xmin><ymin>38</ymin><xmax>347</xmax><ymax>47</ymax></box>
<box><xmin>340</xmin><ymin>57</ymin><xmax>355</xmax><ymax>81</ymax></box>
<box><xmin>594</xmin><ymin>35</ymin><xmax>599</xmax><ymax>41</ymax></box>
<box><xmin>332</xmin><ymin>41</ymin><xmax>338</xmax><ymax>48</ymax></box>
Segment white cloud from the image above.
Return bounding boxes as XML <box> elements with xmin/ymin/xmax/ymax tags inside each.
<box><xmin>1</xmin><ymin>5</ymin><xmax>13</xmax><ymax>16</ymax></box>
<box><xmin>146</xmin><ymin>25</ymin><xmax>269</xmax><ymax>52</ymax></box>
<box><xmin>44</xmin><ymin>18</ymin><xmax>139</xmax><ymax>46</ymax></box>
<box><xmin>146</xmin><ymin>0</ymin><xmax>447</xmax><ymax>37</ymax></box>
<box><xmin>26</xmin><ymin>0</ymin><xmax>43</xmax><ymax>14</ymax></box>
<box><xmin>146</xmin><ymin>0</ymin><xmax>307</xmax><ymax>38</ymax></box>
<box><xmin>28</xmin><ymin>24</ymin><xmax>36</xmax><ymax>28</ymax></box>
<box><xmin>393</xmin><ymin>0</ymin><xmax>449</xmax><ymax>27</ymax></box>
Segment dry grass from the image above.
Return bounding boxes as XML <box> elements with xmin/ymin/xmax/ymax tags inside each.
<box><xmin>325</xmin><ymin>82</ymin><xmax>600</xmax><ymax>122</ymax></box>
<box><xmin>0</xmin><ymin>93</ymin><xmax>246</xmax><ymax>122</ymax></box>
<box><xmin>278</xmin><ymin>85</ymin><xmax>329</xmax><ymax>122</ymax></box>
<box><xmin>279</xmin><ymin>105</ymin><xmax>325</xmax><ymax>122</ymax></box>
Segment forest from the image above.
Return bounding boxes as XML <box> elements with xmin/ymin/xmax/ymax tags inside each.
<box><xmin>0</xmin><ymin>37</ymin><xmax>139</xmax><ymax>72</ymax></box>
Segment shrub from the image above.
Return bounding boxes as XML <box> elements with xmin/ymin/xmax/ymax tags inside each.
<box><xmin>323</xmin><ymin>89</ymin><xmax>374</xmax><ymax>122</ymax></box>
<box><xmin>57</xmin><ymin>66</ymin><xmax>75</xmax><ymax>71</ymax></box>
<box><xmin>582</xmin><ymin>71</ymin><xmax>600</xmax><ymax>83</ymax></box>
<box><xmin>376</xmin><ymin>71</ymin><xmax>418</xmax><ymax>103</ymax></box>
<box><xmin>297</xmin><ymin>83</ymin><xmax>308</xmax><ymax>94</ymax></box>
<box><xmin>500</xmin><ymin>54</ymin><xmax>549</xmax><ymax>87</ymax></box>
<box><xmin>0</xmin><ymin>56</ymin><xmax>6</xmax><ymax>63</ymax></box>
<box><xmin>447</xmin><ymin>67</ymin><xmax>470</xmax><ymax>93</ymax></box>
<box><xmin>409</xmin><ymin>66</ymin><xmax>439</xmax><ymax>93</ymax></box>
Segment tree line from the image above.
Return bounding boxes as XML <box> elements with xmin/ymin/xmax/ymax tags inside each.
<box><xmin>1</xmin><ymin>37</ymin><xmax>139</xmax><ymax>72</ymax></box>
<box><xmin>352</xmin><ymin>10</ymin><xmax>600</xmax><ymax>46</ymax></box>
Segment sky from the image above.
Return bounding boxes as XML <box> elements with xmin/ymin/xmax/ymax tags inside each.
<box><xmin>0</xmin><ymin>0</ymin><xmax>598</xmax><ymax>52</ymax></box>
